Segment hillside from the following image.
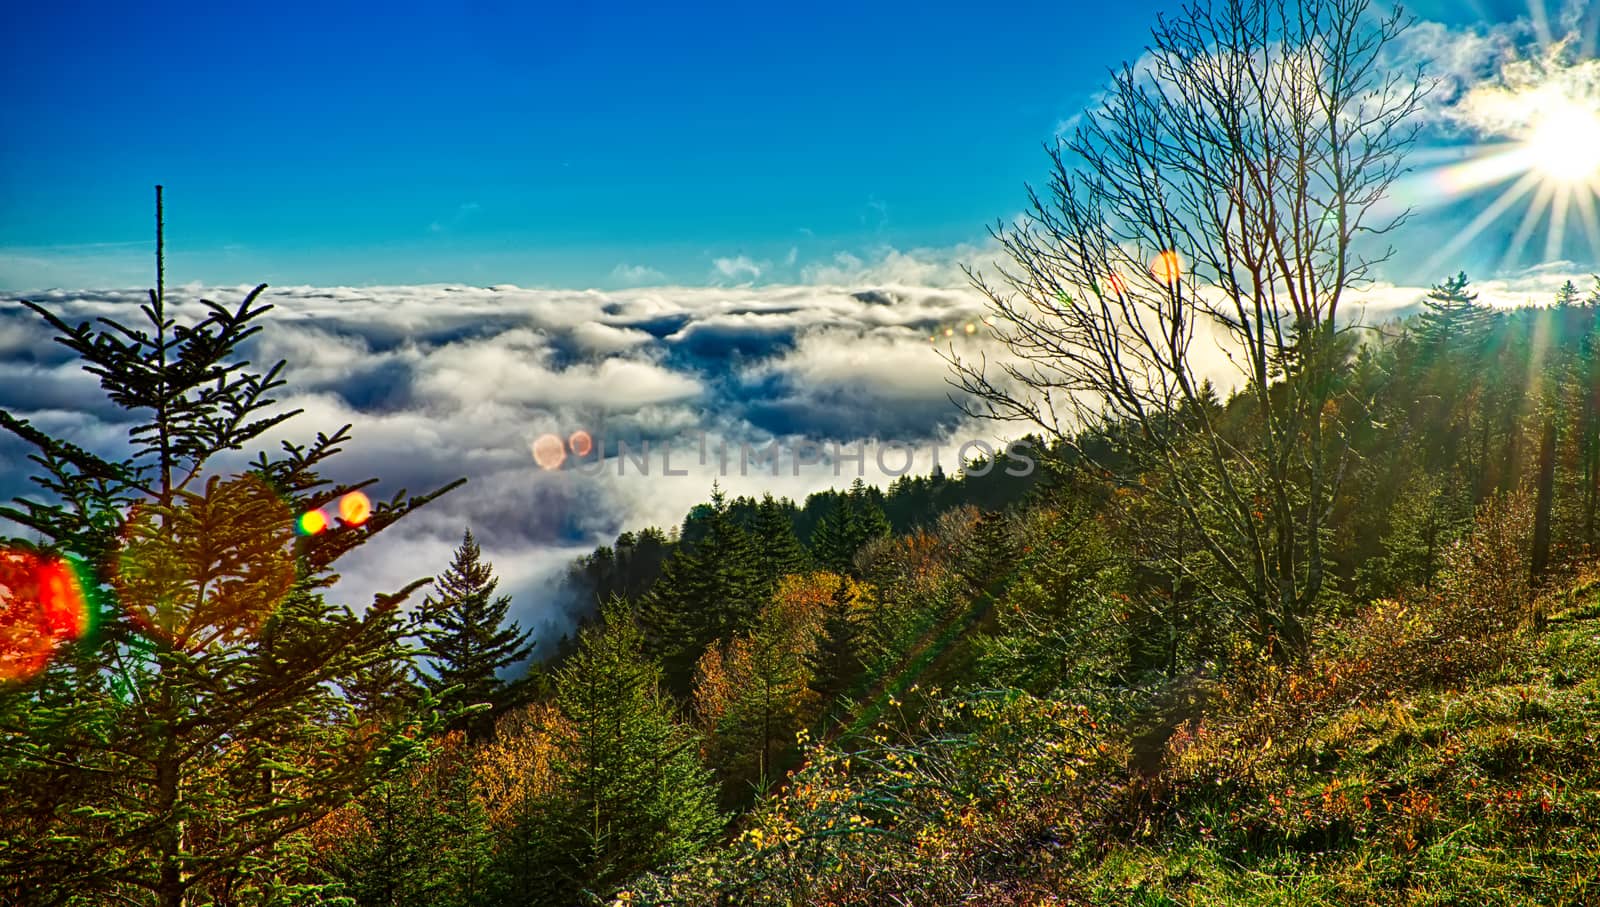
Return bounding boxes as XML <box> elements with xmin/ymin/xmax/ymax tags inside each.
<box><xmin>618</xmin><ymin>566</ymin><xmax>1600</xmax><ymax>905</ymax></box>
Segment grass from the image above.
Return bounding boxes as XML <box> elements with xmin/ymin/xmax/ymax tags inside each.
<box><xmin>1067</xmin><ymin>579</ymin><xmax>1600</xmax><ymax>906</ymax></box>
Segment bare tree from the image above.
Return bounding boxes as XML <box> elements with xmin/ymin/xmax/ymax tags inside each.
<box><xmin>949</xmin><ymin>0</ymin><xmax>1428</xmax><ymax>660</ymax></box>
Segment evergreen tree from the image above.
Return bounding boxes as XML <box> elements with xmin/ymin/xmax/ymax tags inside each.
<box><xmin>549</xmin><ymin>603</ymin><xmax>723</xmax><ymax>898</ymax></box>
<box><xmin>639</xmin><ymin>486</ymin><xmax>764</xmax><ymax>691</ymax></box>
<box><xmin>0</xmin><ymin>188</ymin><xmax>459</xmax><ymax>904</ymax></box>
<box><xmin>752</xmin><ymin>493</ymin><xmax>809</xmax><ymax>586</ymax></box>
<box><xmin>420</xmin><ymin>529</ymin><xmax>534</xmax><ymax>737</ymax></box>
<box><xmin>315</xmin><ymin>734</ymin><xmax>493</xmax><ymax>907</ymax></box>
<box><xmin>1555</xmin><ymin>279</ymin><xmax>1581</xmax><ymax>309</ymax></box>
<box><xmin>343</xmin><ymin>603</ymin><xmax>427</xmax><ymax>724</ymax></box>
<box><xmin>1417</xmin><ymin>272</ymin><xmax>1491</xmax><ymax>352</ymax></box>
<box><xmin>809</xmin><ymin>480</ymin><xmax>892</xmax><ymax>574</ymax></box>
<box><xmin>955</xmin><ymin>509</ymin><xmax>1017</xmax><ymax>596</ymax></box>
<box><xmin>808</xmin><ymin>494</ymin><xmax>854</xmax><ymax>574</ymax></box>
<box><xmin>806</xmin><ymin>577</ymin><xmax>865</xmax><ymax>708</ymax></box>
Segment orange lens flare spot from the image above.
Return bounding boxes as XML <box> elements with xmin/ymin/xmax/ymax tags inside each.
<box><xmin>1</xmin><ymin>549</ymin><xmax>88</xmax><ymax>683</ymax></box>
<box><xmin>944</xmin><ymin>327</ymin><xmax>955</xmax><ymax>337</ymax></box>
<box><xmin>298</xmin><ymin>509</ymin><xmax>329</xmax><ymax>536</ymax></box>
<box><xmin>568</xmin><ymin>430</ymin><xmax>594</xmax><ymax>457</ymax></box>
<box><xmin>1151</xmin><ymin>250</ymin><xmax>1183</xmax><ymax>286</ymax></box>
<box><xmin>964</xmin><ymin>322</ymin><xmax>977</xmax><ymax>334</ymax></box>
<box><xmin>339</xmin><ymin>491</ymin><xmax>372</xmax><ymax>526</ymax></box>
<box><xmin>532</xmin><ymin>434</ymin><xmax>567</xmax><ymax>470</ymax></box>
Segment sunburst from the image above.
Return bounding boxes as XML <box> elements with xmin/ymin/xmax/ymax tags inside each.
<box><xmin>1407</xmin><ymin>6</ymin><xmax>1600</xmax><ymax>274</ymax></box>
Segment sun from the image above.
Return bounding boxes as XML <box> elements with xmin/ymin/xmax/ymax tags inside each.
<box><xmin>1524</xmin><ymin>100</ymin><xmax>1600</xmax><ymax>184</ymax></box>
<box><xmin>1403</xmin><ymin>21</ymin><xmax>1600</xmax><ymax>273</ymax></box>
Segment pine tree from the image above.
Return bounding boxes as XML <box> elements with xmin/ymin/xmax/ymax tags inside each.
<box><xmin>752</xmin><ymin>493</ymin><xmax>809</xmax><ymax>587</ymax></box>
<box><xmin>695</xmin><ymin>574</ymin><xmax>839</xmax><ymax>799</ymax></box>
<box><xmin>314</xmin><ymin>733</ymin><xmax>493</xmax><ymax>907</ymax></box>
<box><xmin>806</xmin><ymin>576</ymin><xmax>865</xmax><ymax>709</ymax></box>
<box><xmin>849</xmin><ymin>478</ymin><xmax>893</xmax><ymax>543</ymax></box>
<box><xmin>1417</xmin><ymin>272</ymin><xmax>1491</xmax><ymax>352</ymax></box>
<box><xmin>1556</xmin><ymin>280</ymin><xmax>1581</xmax><ymax>309</ymax></box>
<box><xmin>809</xmin><ymin>481</ymin><xmax>892</xmax><ymax>575</ymax></box>
<box><xmin>639</xmin><ymin>486</ymin><xmax>764</xmax><ymax>691</ymax></box>
<box><xmin>549</xmin><ymin>603</ymin><xmax>723</xmax><ymax>898</ymax></box>
<box><xmin>808</xmin><ymin>494</ymin><xmax>854</xmax><ymax>574</ymax></box>
<box><xmin>956</xmin><ymin>509</ymin><xmax>1017</xmax><ymax>596</ymax></box>
<box><xmin>0</xmin><ymin>188</ymin><xmax>460</xmax><ymax>904</ymax></box>
<box><xmin>421</xmin><ymin>529</ymin><xmax>534</xmax><ymax>737</ymax></box>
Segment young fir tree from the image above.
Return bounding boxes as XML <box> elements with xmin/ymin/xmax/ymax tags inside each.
<box><xmin>955</xmin><ymin>509</ymin><xmax>1018</xmax><ymax>596</ymax></box>
<box><xmin>0</xmin><ymin>188</ymin><xmax>460</xmax><ymax>905</ymax></box>
<box><xmin>697</xmin><ymin>612</ymin><xmax>816</xmax><ymax>800</ymax></box>
<box><xmin>547</xmin><ymin>602</ymin><xmax>723</xmax><ymax>898</ymax></box>
<box><xmin>639</xmin><ymin>485</ymin><xmax>764</xmax><ymax>691</ymax></box>
<box><xmin>420</xmin><ymin>529</ymin><xmax>534</xmax><ymax>737</ymax></box>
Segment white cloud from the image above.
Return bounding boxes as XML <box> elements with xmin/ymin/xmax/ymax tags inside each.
<box><xmin>4</xmin><ymin>243</ymin><xmax>1592</xmax><ymax>645</ymax></box>
<box><xmin>609</xmin><ymin>263</ymin><xmax>667</xmax><ymax>286</ymax></box>
<box><xmin>712</xmin><ymin>255</ymin><xmax>764</xmax><ymax>283</ymax></box>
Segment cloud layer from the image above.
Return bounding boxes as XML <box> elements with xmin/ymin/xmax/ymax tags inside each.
<box><xmin>0</xmin><ymin>260</ymin><xmax>1586</xmax><ymax>645</ymax></box>
<box><xmin>0</xmin><ymin>278</ymin><xmax>1009</xmax><ymax>641</ymax></box>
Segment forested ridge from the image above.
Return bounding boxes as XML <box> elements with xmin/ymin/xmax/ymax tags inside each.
<box><xmin>9</xmin><ymin>0</ymin><xmax>1600</xmax><ymax>903</ymax></box>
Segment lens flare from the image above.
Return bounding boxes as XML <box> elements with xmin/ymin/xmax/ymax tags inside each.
<box><xmin>338</xmin><ymin>491</ymin><xmax>371</xmax><ymax>526</ymax></box>
<box><xmin>1</xmin><ymin>549</ymin><xmax>89</xmax><ymax>683</ymax></box>
<box><xmin>964</xmin><ymin>323</ymin><xmax>977</xmax><ymax>334</ymax></box>
<box><xmin>944</xmin><ymin>327</ymin><xmax>955</xmax><ymax>338</ymax></box>
<box><xmin>298</xmin><ymin>508</ymin><xmax>329</xmax><ymax>536</ymax></box>
<box><xmin>1151</xmin><ymin>250</ymin><xmax>1183</xmax><ymax>286</ymax></box>
<box><xmin>532</xmin><ymin>433</ymin><xmax>566</xmax><ymax>470</ymax></box>
<box><xmin>37</xmin><ymin>559</ymin><xmax>88</xmax><ymax>639</ymax></box>
<box><xmin>568</xmin><ymin>430</ymin><xmax>593</xmax><ymax>457</ymax></box>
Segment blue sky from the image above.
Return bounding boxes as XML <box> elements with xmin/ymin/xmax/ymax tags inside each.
<box><xmin>1</xmin><ymin>0</ymin><xmax>1592</xmax><ymax>289</ymax></box>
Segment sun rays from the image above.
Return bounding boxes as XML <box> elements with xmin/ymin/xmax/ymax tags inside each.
<box><xmin>1408</xmin><ymin>2</ymin><xmax>1600</xmax><ymax>275</ymax></box>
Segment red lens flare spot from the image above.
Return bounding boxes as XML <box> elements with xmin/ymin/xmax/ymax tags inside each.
<box><xmin>37</xmin><ymin>559</ymin><xmax>88</xmax><ymax>639</ymax></box>
<box><xmin>1151</xmin><ymin>250</ymin><xmax>1183</xmax><ymax>286</ymax></box>
<box><xmin>298</xmin><ymin>509</ymin><xmax>329</xmax><ymax>536</ymax></box>
<box><xmin>1</xmin><ymin>549</ymin><xmax>88</xmax><ymax>683</ymax></box>
<box><xmin>532</xmin><ymin>434</ymin><xmax>566</xmax><ymax>470</ymax></box>
<box><xmin>338</xmin><ymin>491</ymin><xmax>372</xmax><ymax>527</ymax></box>
<box><xmin>1106</xmin><ymin>271</ymin><xmax>1129</xmax><ymax>295</ymax></box>
<box><xmin>568</xmin><ymin>430</ymin><xmax>593</xmax><ymax>457</ymax></box>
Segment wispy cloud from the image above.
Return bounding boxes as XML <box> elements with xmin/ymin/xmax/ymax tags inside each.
<box><xmin>712</xmin><ymin>255</ymin><xmax>765</xmax><ymax>283</ymax></box>
<box><xmin>609</xmin><ymin>263</ymin><xmax>667</xmax><ymax>286</ymax></box>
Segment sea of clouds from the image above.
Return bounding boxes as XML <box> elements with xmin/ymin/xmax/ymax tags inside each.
<box><xmin>2</xmin><ymin>260</ymin><xmax>1584</xmax><ymax>644</ymax></box>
